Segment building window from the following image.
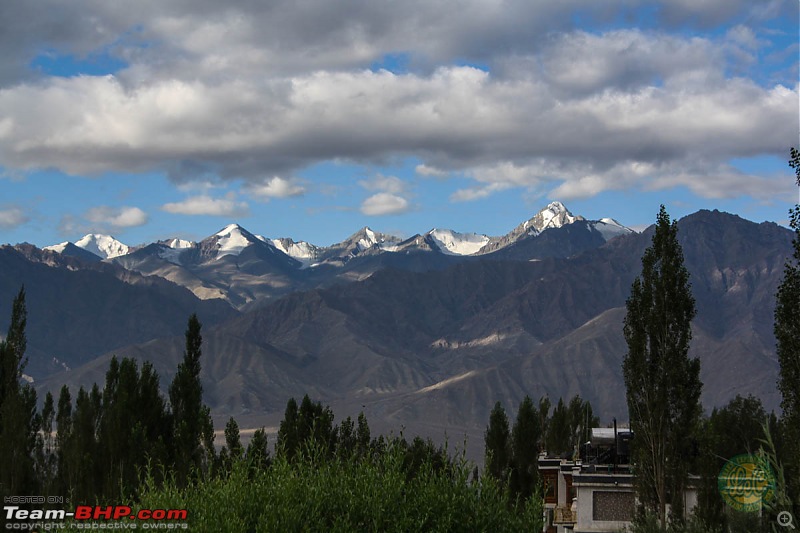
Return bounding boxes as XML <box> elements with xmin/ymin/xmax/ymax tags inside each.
<box><xmin>592</xmin><ymin>491</ymin><xmax>635</xmax><ymax>521</ymax></box>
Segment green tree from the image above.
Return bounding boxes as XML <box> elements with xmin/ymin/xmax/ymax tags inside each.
<box><xmin>246</xmin><ymin>427</ymin><xmax>270</xmax><ymax>472</ymax></box>
<box><xmin>623</xmin><ymin>205</ymin><xmax>701</xmax><ymax>529</ymax></box>
<box><xmin>775</xmin><ymin>147</ymin><xmax>800</xmax><ymax>514</ymax></box>
<box><xmin>277</xmin><ymin>397</ymin><xmax>300</xmax><ymax>460</ymax></box>
<box><xmin>356</xmin><ymin>412</ymin><xmax>371</xmax><ymax>458</ymax></box>
<box><xmin>568</xmin><ymin>395</ymin><xmax>599</xmax><ymax>459</ymax></box>
<box><xmin>510</xmin><ymin>395</ymin><xmax>542</xmax><ymax>501</ymax></box>
<box><xmin>61</xmin><ymin>385</ymin><xmax>102</xmax><ymax>502</ymax></box>
<box><xmin>485</xmin><ymin>401</ymin><xmax>511</xmax><ymax>483</ymax></box>
<box><xmin>545</xmin><ymin>398</ymin><xmax>571</xmax><ymax>457</ymax></box>
<box><xmin>169</xmin><ymin>314</ymin><xmax>213</xmax><ymax>485</ymax></box>
<box><xmin>97</xmin><ymin>357</ymin><xmax>171</xmax><ymax>499</ymax></box>
<box><xmin>35</xmin><ymin>392</ymin><xmax>57</xmax><ymax>496</ymax></box>
<box><xmin>55</xmin><ymin>385</ymin><xmax>73</xmax><ymax>495</ymax></box>
<box><xmin>0</xmin><ymin>287</ymin><xmax>40</xmax><ymax>497</ymax></box>
<box><xmin>695</xmin><ymin>395</ymin><xmax>776</xmax><ymax>529</ymax></box>
<box><xmin>276</xmin><ymin>395</ymin><xmax>337</xmax><ymax>461</ymax></box>
<box><xmin>538</xmin><ymin>396</ymin><xmax>551</xmax><ymax>450</ymax></box>
<box><xmin>225</xmin><ymin>416</ymin><xmax>243</xmax><ymax>461</ymax></box>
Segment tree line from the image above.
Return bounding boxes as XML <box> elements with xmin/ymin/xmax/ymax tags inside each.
<box><xmin>1</xmin><ymin>149</ymin><xmax>798</xmax><ymax>531</ymax></box>
<box><xmin>0</xmin><ymin>304</ymin><xmax>216</xmax><ymax>503</ymax></box>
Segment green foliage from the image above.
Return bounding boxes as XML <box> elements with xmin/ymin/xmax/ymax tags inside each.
<box><xmin>695</xmin><ymin>395</ymin><xmax>774</xmax><ymax>529</ymax></box>
<box><xmin>96</xmin><ymin>356</ymin><xmax>171</xmax><ymax>499</ymax></box>
<box><xmin>775</xmin><ymin>147</ymin><xmax>800</xmax><ymax>514</ymax></box>
<box><xmin>623</xmin><ymin>205</ymin><xmax>702</xmax><ymax>528</ymax></box>
<box><xmin>484</xmin><ymin>401</ymin><xmax>511</xmax><ymax>483</ymax></box>
<box><xmin>510</xmin><ymin>395</ymin><xmax>541</xmax><ymax>500</ymax></box>
<box><xmin>627</xmin><ymin>511</ymin><xmax>722</xmax><ymax>533</ymax></box>
<box><xmin>245</xmin><ymin>427</ymin><xmax>271</xmax><ymax>472</ymax></box>
<box><xmin>169</xmin><ymin>314</ymin><xmax>213</xmax><ymax>485</ymax></box>
<box><xmin>0</xmin><ymin>287</ymin><xmax>39</xmax><ymax>497</ymax></box>
<box><xmin>137</xmin><ymin>439</ymin><xmax>543</xmax><ymax>533</ymax></box>
<box><xmin>546</xmin><ymin>397</ymin><xmax>571</xmax><ymax>456</ymax></box>
<box><xmin>276</xmin><ymin>395</ymin><xmax>337</xmax><ymax>462</ymax></box>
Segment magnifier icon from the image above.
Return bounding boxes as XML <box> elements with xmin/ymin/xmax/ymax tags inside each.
<box><xmin>779</xmin><ymin>511</ymin><xmax>796</xmax><ymax>529</ymax></box>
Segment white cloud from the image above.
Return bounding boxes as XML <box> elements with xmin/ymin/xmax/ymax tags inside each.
<box><xmin>0</xmin><ymin>4</ymin><xmax>794</xmax><ymax>205</ymax></box>
<box><xmin>162</xmin><ymin>193</ymin><xmax>249</xmax><ymax>216</ymax></box>
<box><xmin>246</xmin><ymin>177</ymin><xmax>305</xmax><ymax>199</ymax></box>
<box><xmin>450</xmin><ymin>183</ymin><xmax>511</xmax><ymax>202</ymax></box>
<box><xmin>361</xmin><ymin>193</ymin><xmax>410</xmax><ymax>216</ymax></box>
<box><xmin>84</xmin><ymin>206</ymin><xmax>148</xmax><ymax>227</ymax></box>
<box><xmin>415</xmin><ymin>164</ymin><xmax>448</xmax><ymax>178</ymax></box>
<box><xmin>0</xmin><ymin>206</ymin><xmax>28</xmax><ymax>228</ymax></box>
<box><xmin>359</xmin><ymin>175</ymin><xmax>408</xmax><ymax>194</ymax></box>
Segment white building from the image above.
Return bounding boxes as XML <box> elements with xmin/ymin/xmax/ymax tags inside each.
<box><xmin>538</xmin><ymin>428</ymin><xmax>698</xmax><ymax>533</ymax></box>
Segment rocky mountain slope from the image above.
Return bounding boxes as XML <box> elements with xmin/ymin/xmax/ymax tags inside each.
<box><xmin>43</xmin><ymin>202</ymin><xmax>632</xmax><ymax>309</ymax></box>
<box><xmin>27</xmin><ymin>210</ymin><xmax>793</xmax><ymax>454</ymax></box>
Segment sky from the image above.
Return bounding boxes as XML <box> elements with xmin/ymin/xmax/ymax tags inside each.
<box><xmin>0</xmin><ymin>0</ymin><xmax>798</xmax><ymax>248</ymax></box>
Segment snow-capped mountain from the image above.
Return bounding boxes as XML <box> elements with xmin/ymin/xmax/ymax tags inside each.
<box><xmin>478</xmin><ymin>201</ymin><xmax>630</xmax><ymax>255</ymax></box>
<box><xmin>45</xmin><ymin>234</ymin><xmax>130</xmax><ymax>259</ymax></box>
<box><xmin>40</xmin><ymin>202</ymin><xmax>634</xmax><ymax>307</ymax></box>
<box><xmin>209</xmin><ymin>224</ymin><xmax>261</xmax><ymax>259</ymax></box>
<box><xmin>317</xmin><ymin>227</ymin><xmax>403</xmax><ymax>263</ymax></box>
<box><xmin>591</xmin><ymin>218</ymin><xmax>633</xmax><ymax>240</ymax></box>
<box><xmin>427</xmin><ymin>229</ymin><xmax>490</xmax><ymax>256</ymax></box>
<box><xmin>271</xmin><ymin>238</ymin><xmax>319</xmax><ymax>267</ymax></box>
<box><xmin>45</xmin><ymin>201</ymin><xmax>632</xmax><ymax>267</ymax></box>
<box><xmin>42</xmin><ymin>241</ymin><xmax>104</xmax><ymax>262</ymax></box>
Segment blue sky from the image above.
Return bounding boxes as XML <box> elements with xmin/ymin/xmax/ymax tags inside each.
<box><xmin>0</xmin><ymin>0</ymin><xmax>798</xmax><ymax>248</ymax></box>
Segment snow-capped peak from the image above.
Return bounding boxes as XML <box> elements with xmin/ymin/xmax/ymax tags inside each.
<box><xmin>272</xmin><ymin>238</ymin><xmax>318</xmax><ymax>267</ymax></box>
<box><xmin>213</xmin><ymin>224</ymin><xmax>261</xmax><ymax>258</ymax></box>
<box><xmin>592</xmin><ymin>217</ymin><xmax>634</xmax><ymax>240</ymax></box>
<box><xmin>43</xmin><ymin>242</ymin><xmax>70</xmax><ymax>254</ymax></box>
<box><xmin>74</xmin><ymin>234</ymin><xmax>129</xmax><ymax>259</ymax></box>
<box><xmin>427</xmin><ymin>229</ymin><xmax>490</xmax><ymax>256</ymax></box>
<box><xmin>167</xmin><ymin>238</ymin><xmax>194</xmax><ymax>249</ymax></box>
<box><xmin>524</xmin><ymin>201</ymin><xmax>583</xmax><ymax>235</ymax></box>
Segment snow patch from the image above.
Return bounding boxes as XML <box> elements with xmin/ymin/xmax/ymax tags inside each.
<box><xmin>44</xmin><ymin>242</ymin><xmax>69</xmax><ymax>253</ymax></box>
<box><xmin>415</xmin><ymin>371</ymin><xmax>478</xmax><ymax>394</ymax></box>
<box><xmin>592</xmin><ymin>219</ymin><xmax>633</xmax><ymax>241</ymax></box>
<box><xmin>214</xmin><ymin>224</ymin><xmax>257</xmax><ymax>258</ymax></box>
<box><xmin>428</xmin><ymin>229</ymin><xmax>490</xmax><ymax>256</ymax></box>
<box><xmin>168</xmin><ymin>238</ymin><xmax>194</xmax><ymax>249</ymax></box>
<box><xmin>75</xmin><ymin>234</ymin><xmax>129</xmax><ymax>259</ymax></box>
<box><xmin>272</xmin><ymin>238</ymin><xmax>318</xmax><ymax>267</ymax></box>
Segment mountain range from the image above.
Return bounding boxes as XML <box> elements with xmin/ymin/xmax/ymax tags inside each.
<box><xmin>1</xmin><ymin>202</ymin><xmax>792</xmax><ymax>459</ymax></box>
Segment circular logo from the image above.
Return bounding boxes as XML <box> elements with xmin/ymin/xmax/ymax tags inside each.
<box><xmin>717</xmin><ymin>454</ymin><xmax>776</xmax><ymax>512</ymax></box>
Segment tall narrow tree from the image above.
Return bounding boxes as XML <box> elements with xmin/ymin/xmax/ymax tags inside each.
<box><xmin>169</xmin><ymin>314</ymin><xmax>212</xmax><ymax>484</ymax></box>
<box><xmin>511</xmin><ymin>396</ymin><xmax>542</xmax><ymax>501</ymax></box>
<box><xmin>485</xmin><ymin>401</ymin><xmax>511</xmax><ymax>483</ymax></box>
<box><xmin>0</xmin><ymin>287</ymin><xmax>39</xmax><ymax>496</ymax></box>
<box><xmin>775</xmin><ymin>147</ymin><xmax>800</xmax><ymax>512</ymax></box>
<box><xmin>623</xmin><ymin>205</ymin><xmax>701</xmax><ymax>528</ymax></box>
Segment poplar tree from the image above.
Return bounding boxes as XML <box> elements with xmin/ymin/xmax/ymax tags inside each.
<box><xmin>0</xmin><ymin>287</ymin><xmax>39</xmax><ymax>496</ymax></box>
<box><xmin>623</xmin><ymin>205</ymin><xmax>701</xmax><ymax>529</ymax></box>
<box><xmin>775</xmin><ymin>147</ymin><xmax>800</xmax><ymax>512</ymax></box>
<box><xmin>484</xmin><ymin>401</ymin><xmax>511</xmax><ymax>483</ymax></box>
<box><xmin>169</xmin><ymin>314</ymin><xmax>213</xmax><ymax>484</ymax></box>
<box><xmin>511</xmin><ymin>396</ymin><xmax>542</xmax><ymax>500</ymax></box>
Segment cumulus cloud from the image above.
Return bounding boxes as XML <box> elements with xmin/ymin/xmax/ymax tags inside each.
<box><xmin>162</xmin><ymin>193</ymin><xmax>249</xmax><ymax>216</ymax></box>
<box><xmin>358</xmin><ymin>174</ymin><xmax>413</xmax><ymax>214</ymax></box>
<box><xmin>0</xmin><ymin>206</ymin><xmax>28</xmax><ymax>228</ymax></box>
<box><xmin>361</xmin><ymin>193</ymin><xmax>410</xmax><ymax>216</ymax></box>
<box><xmin>415</xmin><ymin>164</ymin><xmax>448</xmax><ymax>178</ymax></box>
<box><xmin>359</xmin><ymin>175</ymin><xmax>408</xmax><ymax>194</ymax></box>
<box><xmin>0</xmin><ymin>1</ymin><xmax>795</xmax><ymax>206</ymax></box>
<box><xmin>246</xmin><ymin>177</ymin><xmax>306</xmax><ymax>200</ymax></box>
<box><xmin>84</xmin><ymin>206</ymin><xmax>148</xmax><ymax>227</ymax></box>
